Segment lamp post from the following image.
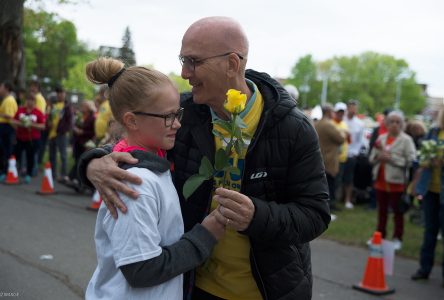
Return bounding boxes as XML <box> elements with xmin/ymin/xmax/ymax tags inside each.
<box><xmin>394</xmin><ymin>69</ymin><xmax>410</xmax><ymax>110</ymax></box>
<box><xmin>320</xmin><ymin>62</ymin><xmax>341</xmax><ymax>106</ymax></box>
<box><xmin>299</xmin><ymin>83</ymin><xmax>310</xmax><ymax>109</ymax></box>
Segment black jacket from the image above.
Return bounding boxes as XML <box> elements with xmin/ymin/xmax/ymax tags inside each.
<box><xmin>170</xmin><ymin>70</ymin><xmax>330</xmax><ymax>299</ymax></box>
<box><xmin>78</xmin><ymin>69</ymin><xmax>330</xmax><ymax>300</ymax></box>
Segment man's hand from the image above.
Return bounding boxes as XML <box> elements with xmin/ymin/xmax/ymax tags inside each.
<box><xmin>213</xmin><ymin>187</ymin><xmax>255</xmax><ymax>231</ymax></box>
<box><xmin>87</xmin><ymin>152</ymin><xmax>142</xmax><ymax>219</ymax></box>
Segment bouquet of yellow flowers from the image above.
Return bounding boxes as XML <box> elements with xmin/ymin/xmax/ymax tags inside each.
<box><xmin>183</xmin><ymin>89</ymin><xmax>248</xmax><ymax>199</ymax></box>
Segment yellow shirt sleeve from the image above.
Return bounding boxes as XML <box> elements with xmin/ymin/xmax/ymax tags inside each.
<box><xmin>35</xmin><ymin>93</ymin><xmax>47</xmax><ymax>114</ymax></box>
<box><xmin>95</xmin><ymin>100</ymin><xmax>112</xmax><ymax>139</ymax></box>
<box><xmin>0</xmin><ymin>95</ymin><xmax>18</xmax><ymax>123</ymax></box>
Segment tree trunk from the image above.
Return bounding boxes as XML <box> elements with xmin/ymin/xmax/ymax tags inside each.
<box><xmin>0</xmin><ymin>0</ymin><xmax>25</xmax><ymax>88</ymax></box>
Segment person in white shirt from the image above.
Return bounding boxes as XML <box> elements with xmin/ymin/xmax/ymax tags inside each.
<box><xmin>84</xmin><ymin>57</ymin><xmax>226</xmax><ymax>300</ymax></box>
<box><xmin>343</xmin><ymin>100</ymin><xmax>365</xmax><ymax>209</ymax></box>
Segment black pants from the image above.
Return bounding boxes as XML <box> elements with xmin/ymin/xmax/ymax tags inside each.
<box><xmin>68</xmin><ymin>142</ymin><xmax>86</xmax><ymax>180</ymax></box>
<box><xmin>191</xmin><ymin>287</ymin><xmax>226</xmax><ymax>300</ymax></box>
<box><xmin>326</xmin><ymin>172</ymin><xmax>336</xmax><ymax>207</ymax></box>
<box><xmin>15</xmin><ymin>139</ymin><xmax>39</xmax><ymax>176</ymax></box>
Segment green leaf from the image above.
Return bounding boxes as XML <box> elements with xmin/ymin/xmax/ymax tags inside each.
<box><xmin>213</xmin><ymin>119</ymin><xmax>232</xmax><ymax>134</ymax></box>
<box><xmin>234</xmin><ymin>115</ymin><xmax>247</xmax><ymax>129</ymax></box>
<box><xmin>183</xmin><ymin>174</ymin><xmax>208</xmax><ymax>199</ymax></box>
<box><xmin>234</xmin><ymin>127</ymin><xmax>242</xmax><ymax>139</ymax></box>
<box><xmin>199</xmin><ymin>156</ymin><xmax>214</xmax><ymax>178</ymax></box>
<box><xmin>212</xmin><ymin>129</ymin><xmax>225</xmax><ymax>140</ymax></box>
<box><xmin>225</xmin><ymin>141</ymin><xmax>234</xmax><ymax>156</ymax></box>
<box><xmin>215</xmin><ymin>148</ymin><xmax>230</xmax><ymax>170</ymax></box>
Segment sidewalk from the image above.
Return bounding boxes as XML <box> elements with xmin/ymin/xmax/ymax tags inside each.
<box><xmin>311</xmin><ymin>238</ymin><xmax>443</xmax><ymax>300</ymax></box>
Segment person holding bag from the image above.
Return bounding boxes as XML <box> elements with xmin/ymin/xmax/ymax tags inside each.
<box><xmin>369</xmin><ymin>110</ymin><xmax>416</xmax><ymax>250</ymax></box>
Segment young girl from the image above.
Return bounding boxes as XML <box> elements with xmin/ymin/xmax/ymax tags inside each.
<box><xmin>11</xmin><ymin>92</ymin><xmax>45</xmax><ymax>183</ymax></box>
<box><xmin>85</xmin><ymin>57</ymin><xmax>225</xmax><ymax>300</ymax></box>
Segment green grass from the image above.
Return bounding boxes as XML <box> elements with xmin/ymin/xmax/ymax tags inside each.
<box><xmin>321</xmin><ymin>204</ymin><xmax>443</xmax><ymax>265</ymax></box>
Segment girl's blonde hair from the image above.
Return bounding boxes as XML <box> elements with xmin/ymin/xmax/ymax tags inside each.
<box><xmin>85</xmin><ymin>57</ymin><xmax>173</xmax><ymax>123</ymax></box>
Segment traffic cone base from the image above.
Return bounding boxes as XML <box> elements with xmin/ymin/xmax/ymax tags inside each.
<box><xmin>353</xmin><ymin>231</ymin><xmax>395</xmax><ymax>295</ymax></box>
<box><xmin>37</xmin><ymin>162</ymin><xmax>56</xmax><ymax>195</ymax></box>
<box><xmin>353</xmin><ymin>282</ymin><xmax>395</xmax><ymax>295</ymax></box>
<box><xmin>5</xmin><ymin>156</ymin><xmax>19</xmax><ymax>185</ymax></box>
<box><xmin>87</xmin><ymin>190</ymin><xmax>102</xmax><ymax>211</ymax></box>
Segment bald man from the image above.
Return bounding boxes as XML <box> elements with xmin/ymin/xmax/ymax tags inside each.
<box><xmin>79</xmin><ymin>17</ymin><xmax>330</xmax><ymax>300</ymax></box>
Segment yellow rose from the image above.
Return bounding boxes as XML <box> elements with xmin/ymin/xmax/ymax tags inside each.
<box><xmin>224</xmin><ymin>89</ymin><xmax>247</xmax><ymax>114</ymax></box>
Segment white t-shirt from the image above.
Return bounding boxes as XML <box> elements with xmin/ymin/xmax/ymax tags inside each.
<box><xmin>86</xmin><ymin>167</ymin><xmax>184</xmax><ymax>300</ymax></box>
<box><xmin>345</xmin><ymin>115</ymin><xmax>364</xmax><ymax>157</ymax></box>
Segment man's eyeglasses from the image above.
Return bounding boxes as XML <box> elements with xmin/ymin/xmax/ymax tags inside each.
<box><xmin>133</xmin><ymin>107</ymin><xmax>184</xmax><ymax>127</ymax></box>
<box><xmin>178</xmin><ymin>52</ymin><xmax>244</xmax><ymax>71</ymax></box>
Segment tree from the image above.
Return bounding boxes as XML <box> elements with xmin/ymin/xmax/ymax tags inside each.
<box><xmin>288</xmin><ymin>52</ymin><xmax>426</xmax><ymax>116</ymax></box>
<box><xmin>286</xmin><ymin>55</ymin><xmax>320</xmax><ymax>108</ymax></box>
<box><xmin>120</xmin><ymin>26</ymin><xmax>136</xmax><ymax>67</ymax></box>
<box><xmin>24</xmin><ymin>9</ymin><xmax>78</xmax><ymax>83</ymax></box>
<box><xmin>0</xmin><ymin>0</ymin><xmax>75</xmax><ymax>88</ymax></box>
<box><xmin>0</xmin><ymin>0</ymin><xmax>25</xmax><ymax>87</ymax></box>
<box><xmin>168</xmin><ymin>72</ymin><xmax>191</xmax><ymax>93</ymax></box>
<box><xmin>63</xmin><ymin>46</ymin><xmax>97</xmax><ymax>99</ymax></box>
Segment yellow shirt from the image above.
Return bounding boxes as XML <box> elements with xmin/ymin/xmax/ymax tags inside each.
<box><xmin>49</xmin><ymin>102</ymin><xmax>65</xmax><ymax>139</ymax></box>
<box><xmin>196</xmin><ymin>82</ymin><xmax>263</xmax><ymax>300</ymax></box>
<box><xmin>95</xmin><ymin>100</ymin><xmax>112</xmax><ymax>139</ymax></box>
<box><xmin>334</xmin><ymin>120</ymin><xmax>349</xmax><ymax>163</ymax></box>
<box><xmin>429</xmin><ymin>130</ymin><xmax>444</xmax><ymax>193</ymax></box>
<box><xmin>0</xmin><ymin>95</ymin><xmax>18</xmax><ymax>124</ymax></box>
<box><xmin>35</xmin><ymin>92</ymin><xmax>46</xmax><ymax>114</ymax></box>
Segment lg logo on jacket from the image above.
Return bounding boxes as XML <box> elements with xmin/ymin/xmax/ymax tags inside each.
<box><xmin>250</xmin><ymin>171</ymin><xmax>268</xmax><ymax>180</ymax></box>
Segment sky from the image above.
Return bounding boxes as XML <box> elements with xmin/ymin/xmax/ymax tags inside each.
<box><xmin>34</xmin><ymin>0</ymin><xmax>444</xmax><ymax>97</ymax></box>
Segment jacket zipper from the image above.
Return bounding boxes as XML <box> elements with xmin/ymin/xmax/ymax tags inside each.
<box><xmin>241</xmin><ymin>111</ymin><xmax>269</xmax><ymax>300</ymax></box>
<box><xmin>251</xmin><ymin>250</ymin><xmax>269</xmax><ymax>300</ymax></box>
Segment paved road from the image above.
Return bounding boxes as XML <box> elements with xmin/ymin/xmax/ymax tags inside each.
<box><xmin>1</xmin><ymin>176</ymin><xmax>442</xmax><ymax>299</ymax></box>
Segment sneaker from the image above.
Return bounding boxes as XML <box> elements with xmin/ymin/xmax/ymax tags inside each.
<box><xmin>392</xmin><ymin>238</ymin><xmax>402</xmax><ymax>251</ymax></box>
<box><xmin>411</xmin><ymin>270</ymin><xmax>429</xmax><ymax>281</ymax></box>
<box><xmin>345</xmin><ymin>202</ymin><xmax>354</xmax><ymax>209</ymax></box>
<box><xmin>24</xmin><ymin>175</ymin><xmax>31</xmax><ymax>184</ymax></box>
<box><xmin>0</xmin><ymin>174</ymin><xmax>5</xmax><ymax>182</ymax></box>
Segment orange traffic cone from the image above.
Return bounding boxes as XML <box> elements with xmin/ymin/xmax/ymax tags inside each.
<box><xmin>5</xmin><ymin>156</ymin><xmax>19</xmax><ymax>185</ymax></box>
<box><xmin>37</xmin><ymin>162</ymin><xmax>56</xmax><ymax>195</ymax></box>
<box><xmin>353</xmin><ymin>231</ymin><xmax>395</xmax><ymax>295</ymax></box>
<box><xmin>87</xmin><ymin>190</ymin><xmax>102</xmax><ymax>211</ymax></box>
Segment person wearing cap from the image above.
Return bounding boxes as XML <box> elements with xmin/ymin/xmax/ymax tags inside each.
<box><xmin>343</xmin><ymin>100</ymin><xmax>365</xmax><ymax>209</ymax></box>
<box><xmin>315</xmin><ymin>104</ymin><xmax>346</xmax><ymax>212</ymax></box>
<box><xmin>333</xmin><ymin>102</ymin><xmax>350</xmax><ymax>207</ymax></box>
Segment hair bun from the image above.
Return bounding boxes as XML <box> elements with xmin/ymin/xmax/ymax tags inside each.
<box><xmin>86</xmin><ymin>57</ymin><xmax>125</xmax><ymax>85</ymax></box>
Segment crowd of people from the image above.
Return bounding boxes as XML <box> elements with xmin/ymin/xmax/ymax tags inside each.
<box><xmin>1</xmin><ymin>15</ymin><xmax>443</xmax><ymax>299</ymax></box>
<box><xmin>0</xmin><ymin>79</ymin><xmax>114</xmax><ymax>190</ymax></box>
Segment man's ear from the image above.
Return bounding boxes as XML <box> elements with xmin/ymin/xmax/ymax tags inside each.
<box><xmin>226</xmin><ymin>53</ymin><xmax>241</xmax><ymax>78</ymax></box>
<box><xmin>122</xmin><ymin>112</ymin><xmax>137</xmax><ymax>130</ymax></box>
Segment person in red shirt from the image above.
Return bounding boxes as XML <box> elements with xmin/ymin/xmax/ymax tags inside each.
<box><xmin>11</xmin><ymin>92</ymin><xmax>46</xmax><ymax>183</ymax></box>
